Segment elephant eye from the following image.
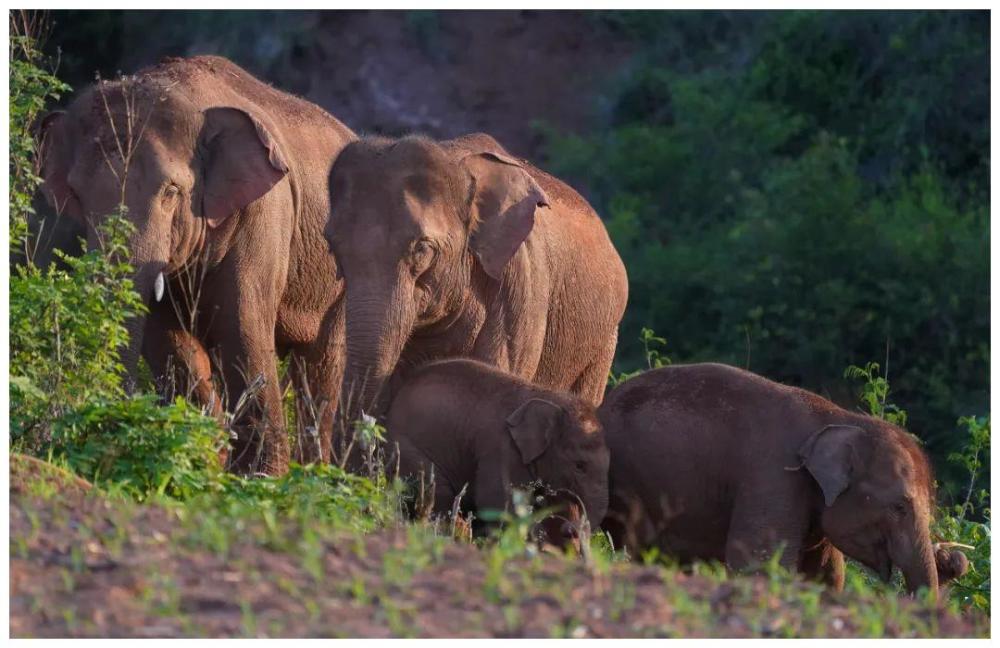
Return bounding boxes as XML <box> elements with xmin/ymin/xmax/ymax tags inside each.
<box><xmin>410</xmin><ymin>239</ymin><xmax>436</xmax><ymax>272</ymax></box>
<box><xmin>892</xmin><ymin>502</ymin><xmax>908</xmax><ymax>517</ymax></box>
<box><xmin>575</xmin><ymin>460</ymin><xmax>587</xmax><ymax>473</ymax></box>
<box><xmin>163</xmin><ymin>184</ymin><xmax>180</xmax><ymax>200</ymax></box>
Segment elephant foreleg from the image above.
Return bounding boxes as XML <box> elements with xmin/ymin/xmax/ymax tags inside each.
<box><xmin>289</xmin><ymin>304</ymin><xmax>346</xmax><ymax>465</ymax></box>
<box><xmin>725</xmin><ymin>485</ymin><xmax>807</xmax><ymax>574</ymax></box>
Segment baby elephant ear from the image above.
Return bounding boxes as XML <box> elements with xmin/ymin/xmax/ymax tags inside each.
<box><xmin>797</xmin><ymin>425</ymin><xmax>866</xmax><ymax>507</ymax></box>
<box><xmin>506</xmin><ymin>398</ymin><xmax>563</xmax><ymax>465</ymax></box>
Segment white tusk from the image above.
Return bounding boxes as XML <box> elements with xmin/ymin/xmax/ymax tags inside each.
<box><xmin>934</xmin><ymin>542</ymin><xmax>975</xmax><ymax>551</ymax></box>
<box><xmin>153</xmin><ymin>272</ymin><xmax>165</xmax><ymax>302</ymax></box>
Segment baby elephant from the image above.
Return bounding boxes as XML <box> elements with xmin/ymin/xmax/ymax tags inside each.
<box><xmin>600</xmin><ymin>363</ymin><xmax>967</xmax><ymax>599</ymax></box>
<box><xmin>384</xmin><ymin>359</ymin><xmax>610</xmax><ymax>549</ymax></box>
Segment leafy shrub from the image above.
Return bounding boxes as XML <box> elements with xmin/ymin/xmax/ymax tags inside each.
<box><xmin>608</xmin><ymin>327</ymin><xmax>671</xmax><ymax>386</ymax></box>
<box><xmin>934</xmin><ymin>415</ymin><xmax>991</xmax><ymax>614</ymax></box>
<box><xmin>11</xmin><ymin>213</ymin><xmax>147</xmax><ymax>447</ymax></box>
<box><xmin>213</xmin><ymin>462</ymin><xmax>400</xmax><ymax>532</ymax></box>
<box><xmin>44</xmin><ymin>394</ymin><xmax>226</xmax><ymax>500</ymax></box>
<box><xmin>9</xmin><ymin>31</ymin><xmax>71</xmax><ymax>257</ymax></box>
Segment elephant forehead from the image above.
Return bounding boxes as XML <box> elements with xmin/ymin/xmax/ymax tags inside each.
<box><xmin>578</xmin><ymin>416</ymin><xmax>602</xmax><ymax>436</ymax></box>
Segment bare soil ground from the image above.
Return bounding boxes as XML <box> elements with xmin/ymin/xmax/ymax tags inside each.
<box><xmin>9</xmin><ymin>455</ymin><xmax>987</xmax><ymax>638</ymax></box>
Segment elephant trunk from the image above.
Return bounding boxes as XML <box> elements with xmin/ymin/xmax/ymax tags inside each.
<box><xmin>340</xmin><ymin>286</ymin><xmax>414</xmax><ymax>424</ymax></box>
<box><xmin>893</xmin><ymin>518</ymin><xmax>940</xmax><ymax>600</ymax></box>
<box><xmin>119</xmin><ymin>252</ymin><xmax>166</xmax><ymax>394</ymax></box>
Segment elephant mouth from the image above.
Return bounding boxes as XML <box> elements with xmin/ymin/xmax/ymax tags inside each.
<box><xmin>874</xmin><ymin>539</ymin><xmax>894</xmax><ymax>583</ymax></box>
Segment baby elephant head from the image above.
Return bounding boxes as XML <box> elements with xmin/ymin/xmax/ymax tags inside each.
<box><xmin>798</xmin><ymin>422</ymin><xmax>942</xmax><ymax>598</ymax></box>
<box><xmin>529</xmin><ymin>487</ymin><xmax>590</xmax><ymax>555</ymax></box>
<box><xmin>934</xmin><ymin>543</ymin><xmax>971</xmax><ymax>585</ymax></box>
<box><xmin>506</xmin><ymin>397</ymin><xmax>610</xmax><ymax>543</ymax></box>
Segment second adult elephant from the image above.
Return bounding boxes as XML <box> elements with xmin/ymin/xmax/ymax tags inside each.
<box><xmin>324</xmin><ymin>133</ymin><xmax>628</xmax><ymax>446</ymax></box>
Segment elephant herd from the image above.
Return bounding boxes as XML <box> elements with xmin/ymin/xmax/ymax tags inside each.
<box><xmin>39</xmin><ymin>56</ymin><xmax>966</xmax><ymax>599</ymax></box>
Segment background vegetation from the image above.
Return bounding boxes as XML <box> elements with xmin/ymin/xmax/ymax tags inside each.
<box><xmin>9</xmin><ymin>10</ymin><xmax>991</xmax><ymax>634</ymax></box>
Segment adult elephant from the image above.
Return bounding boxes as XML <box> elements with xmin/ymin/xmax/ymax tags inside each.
<box><xmin>324</xmin><ymin>134</ymin><xmax>628</xmax><ymax>455</ymax></box>
<box><xmin>39</xmin><ymin>56</ymin><xmax>355</xmax><ymax>475</ymax></box>
<box><xmin>600</xmin><ymin>363</ymin><xmax>967</xmax><ymax>599</ymax></box>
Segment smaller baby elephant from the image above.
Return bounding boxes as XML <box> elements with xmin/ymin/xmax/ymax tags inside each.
<box><xmin>600</xmin><ymin>363</ymin><xmax>968</xmax><ymax>599</ymax></box>
<box><xmin>384</xmin><ymin>359</ymin><xmax>610</xmax><ymax>550</ymax></box>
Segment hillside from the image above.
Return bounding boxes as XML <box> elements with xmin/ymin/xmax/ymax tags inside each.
<box><xmin>9</xmin><ymin>455</ymin><xmax>986</xmax><ymax>639</ymax></box>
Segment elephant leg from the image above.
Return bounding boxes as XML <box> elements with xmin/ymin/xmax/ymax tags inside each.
<box><xmin>143</xmin><ymin>299</ymin><xmax>221</xmax><ymax>417</ymax></box>
<box><xmin>725</xmin><ymin>485</ymin><xmax>806</xmax><ymax>573</ymax></box>
<box><xmin>800</xmin><ymin>540</ymin><xmax>846</xmax><ymax>591</ymax></box>
<box><xmin>570</xmin><ymin>332</ymin><xmax>619</xmax><ymax>406</ymax></box>
<box><xmin>209</xmin><ymin>294</ymin><xmax>288</xmax><ymax>476</ymax></box>
<box><xmin>289</xmin><ymin>302</ymin><xmax>346</xmax><ymax>465</ymax></box>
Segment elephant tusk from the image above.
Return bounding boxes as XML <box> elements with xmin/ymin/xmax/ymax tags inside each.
<box><xmin>934</xmin><ymin>542</ymin><xmax>975</xmax><ymax>551</ymax></box>
<box><xmin>154</xmin><ymin>272</ymin><xmax>165</xmax><ymax>302</ymax></box>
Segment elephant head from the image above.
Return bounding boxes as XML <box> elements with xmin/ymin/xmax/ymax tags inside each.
<box><xmin>38</xmin><ymin>77</ymin><xmax>288</xmax><ymax>388</ymax></box>
<box><xmin>324</xmin><ymin>134</ymin><xmax>548</xmax><ymax>420</ymax></box>
<box><xmin>505</xmin><ymin>397</ymin><xmax>610</xmax><ymax>538</ymax></box>
<box><xmin>798</xmin><ymin>422</ymin><xmax>941</xmax><ymax>597</ymax></box>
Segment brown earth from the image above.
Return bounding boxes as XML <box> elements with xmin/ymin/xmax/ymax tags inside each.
<box><xmin>9</xmin><ymin>455</ymin><xmax>987</xmax><ymax>638</ymax></box>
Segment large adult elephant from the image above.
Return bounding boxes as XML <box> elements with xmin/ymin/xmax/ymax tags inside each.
<box><xmin>39</xmin><ymin>56</ymin><xmax>355</xmax><ymax>475</ymax></box>
<box><xmin>324</xmin><ymin>133</ymin><xmax>628</xmax><ymax>456</ymax></box>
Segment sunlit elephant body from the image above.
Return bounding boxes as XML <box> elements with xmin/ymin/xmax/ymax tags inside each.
<box><xmin>324</xmin><ymin>133</ymin><xmax>628</xmax><ymax>457</ymax></box>
<box><xmin>40</xmin><ymin>55</ymin><xmax>355</xmax><ymax>474</ymax></box>
<box><xmin>600</xmin><ymin>363</ymin><xmax>959</xmax><ymax>599</ymax></box>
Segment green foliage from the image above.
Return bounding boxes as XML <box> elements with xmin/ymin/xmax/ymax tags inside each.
<box><xmin>545</xmin><ymin>11</ymin><xmax>988</xmax><ymax>494</ymax></box>
<box><xmin>844</xmin><ymin>361</ymin><xmax>907</xmax><ymax>427</ymax></box>
<box><xmin>934</xmin><ymin>415</ymin><xmax>991</xmax><ymax>614</ymax></box>
<box><xmin>9</xmin><ymin>33</ymin><xmax>71</xmax><ymax>256</ymax></box>
<box><xmin>609</xmin><ymin>327</ymin><xmax>671</xmax><ymax>386</ymax></box>
<box><xmin>10</xmin><ymin>212</ymin><xmax>147</xmax><ymax>447</ymax></box>
<box><xmin>43</xmin><ymin>395</ymin><xmax>226</xmax><ymax>500</ymax></box>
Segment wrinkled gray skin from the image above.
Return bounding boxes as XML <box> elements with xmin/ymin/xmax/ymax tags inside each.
<box><xmin>385</xmin><ymin>359</ymin><xmax>610</xmax><ymax>545</ymax></box>
<box><xmin>39</xmin><ymin>56</ymin><xmax>355</xmax><ymax>475</ymax></box>
<box><xmin>324</xmin><ymin>134</ymin><xmax>628</xmax><ymax>458</ymax></box>
<box><xmin>600</xmin><ymin>363</ymin><xmax>965</xmax><ymax>600</ymax></box>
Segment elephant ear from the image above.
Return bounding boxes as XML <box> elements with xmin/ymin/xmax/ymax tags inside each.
<box><xmin>506</xmin><ymin>398</ymin><xmax>563</xmax><ymax>465</ymax></box>
<box><xmin>455</xmin><ymin>135</ymin><xmax>550</xmax><ymax>281</ymax></box>
<box><xmin>797</xmin><ymin>424</ymin><xmax>867</xmax><ymax>507</ymax></box>
<box><xmin>37</xmin><ymin>110</ymin><xmax>83</xmax><ymax>220</ymax></box>
<box><xmin>198</xmin><ymin>107</ymin><xmax>289</xmax><ymax>228</ymax></box>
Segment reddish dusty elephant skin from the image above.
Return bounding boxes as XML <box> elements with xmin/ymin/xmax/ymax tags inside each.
<box><xmin>384</xmin><ymin>359</ymin><xmax>610</xmax><ymax>547</ymax></box>
<box><xmin>324</xmin><ymin>133</ymin><xmax>628</xmax><ymax>458</ymax></box>
<box><xmin>599</xmin><ymin>363</ymin><xmax>954</xmax><ymax>599</ymax></box>
<box><xmin>38</xmin><ymin>56</ymin><xmax>355</xmax><ymax>475</ymax></box>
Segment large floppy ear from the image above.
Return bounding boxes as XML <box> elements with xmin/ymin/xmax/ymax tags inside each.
<box><xmin>36</xmin><ymin>110</ymin><xmax>82</xmax><ymax>219</ymax></box>
<box><xmin>797</xmin><ymin>424</ymin><xmax>866</xmax><ymax>507</ymax></box>
<box><xmin>506</xmin><ymin>398</ymin><xmax>563</xmax><ymax>465</ymax></box>
<box><xmin>198</xmin><ymin>107</ymin><xmax>289</xmax><ymax>228</ymax></box>
<box><xmin>455</xmin><ymin>137</ymin><xmax>549</xmax><ymax>280</ymax></box>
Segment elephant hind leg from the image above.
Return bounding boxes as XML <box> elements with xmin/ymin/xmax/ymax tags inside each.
<box><xmin>570</xmin><ymin>332</ymin><xmax>618</xmax><ymax>406</ymax></box>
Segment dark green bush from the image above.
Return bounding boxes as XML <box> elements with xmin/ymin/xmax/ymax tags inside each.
<box><xmin>45</xmin><ymin>395</ymin><xmax>226</xmax><ymax>500</ymax></box>
<box><xmin>544</xmin><ymin>10</ymin><xmax>988</xmax><ymax>494</ymax></box>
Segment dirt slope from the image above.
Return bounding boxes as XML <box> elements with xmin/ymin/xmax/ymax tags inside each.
<box><xmin>9</xmin><ymin>456</ymin><xmax>986</xmax><ymax>638</ymax></box>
